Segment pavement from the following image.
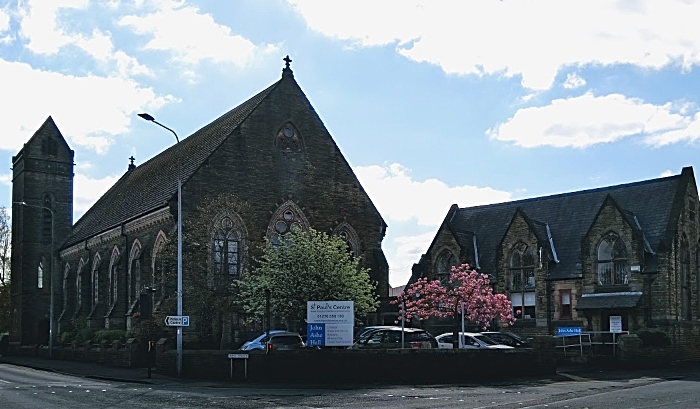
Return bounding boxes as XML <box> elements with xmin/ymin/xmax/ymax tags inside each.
<box><xmin>0</xmin><ymin>354</ymin><xmax>177</xmax><ymax>385</ymax></box>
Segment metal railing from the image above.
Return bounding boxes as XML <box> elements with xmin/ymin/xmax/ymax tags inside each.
<box><xmin>555</xmin><ymin>331</ymin><xmax>630</xmax><ymax>357</ymax></box>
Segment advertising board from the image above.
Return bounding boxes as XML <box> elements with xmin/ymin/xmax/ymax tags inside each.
<box><xmin>306</xmin><ymin>301</ymin><xmax>354</xmax><ymax>347</ymax></box>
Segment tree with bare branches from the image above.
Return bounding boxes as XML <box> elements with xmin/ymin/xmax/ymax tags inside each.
<box><xmin>0</xmin><ymin>207</ymin><xmax>11</xmax><ymax>332</ymax></box>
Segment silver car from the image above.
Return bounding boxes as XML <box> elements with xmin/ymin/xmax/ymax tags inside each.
<box><xmin>436</xmin><ymin>332</ymin><xmax>514</xmax><ymax>350</ymax></box>
<box><xmin>239</xmin><ymin>330</ymin><xmax>287</xmax><ymax>350</ymax></box>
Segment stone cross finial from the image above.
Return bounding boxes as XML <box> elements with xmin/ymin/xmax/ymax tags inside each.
<box><xmin>284</xmin><ymin>55</ymin><xmax>292</xmax><ymax>69</ymax></box>
<box><xmin>129</xmin><ymin>156</ymin><xmax>135</xmax><ymax>166</ymax></box>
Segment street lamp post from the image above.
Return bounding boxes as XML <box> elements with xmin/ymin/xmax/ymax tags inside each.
<box><xmin>15</xmin><ymin>201</ymin><xmax>54</xmax><ymax>358</ymax></box>
<box><xmin>138</xmin><ymin>113</ymin><xmax>183</xmax><ymax>376</ymax></box>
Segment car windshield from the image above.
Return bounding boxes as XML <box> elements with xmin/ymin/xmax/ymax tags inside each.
<box><xmin>474</xmin><ymin>334</ymin><xmax>497</xmax><ymax>345</ymax></box>
<box><xmin>405</xmin><ymin>332</ymin><xmax>431</xmax><ymax>342</ymax></box>
<box><xmin>270</xmin><ymin>335</ymin><xmax>302</xmax><ymax>345</ymax></box>
<box><xmin>506</xmin><ymin>332</ymin><xmax>525</xmax><ymax>342</ymax></box>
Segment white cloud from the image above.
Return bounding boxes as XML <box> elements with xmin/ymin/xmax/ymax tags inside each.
<box><xmin>388</xmin><ymin>231</ymin><xmax>436</xmax><ymax>287</ymax></box>
<box><xmin>644</xmin><ymin>112</ymin><xmax>700</xmax><ymax>147</ymax></box>
<box><xmin>0</xmin><ymin>7</ymin><xmax>9</xmax><ymax>31</ymax></box>
<box><xmin>17</xmin><ymin>0</ymin><xmax>149</xmax><ymax>77</ymax></box>
<box><xmin>353</xmin><ymin>163</ymin><xmax>513</xmax><ymax>287</ymax></box>
<box><xmin>659</xmin><ymin>170</ymin><xmax>675</xmax><ymax>178</ymax></box>
<box><xmin>74</xmin><ymin>173</ymin><xmax>121</xmax><ymax>214</ymax></box>
<box><xmin>354</xmin><ymin>163</ymin><xmax>512</xmax><ymax>226</ymax></box>
<box><xmin>563</xmin><ymin>73</ymin><xmax>586</xmax><ymax>89</ymax></box>
<box><xmin>118</xmin><ymin>1</ymin><xmax>278</xmax><ymax>66</ymax></box>
<box><xmin>0</xmin><ymin>173</ymin><xmax>10</xmax><ymax>186</ymax></box>
<box><xmin>0</xmin><ymin>6</ymin><xmax>12</xmax><ymax>44</ymax></box>
<box><xmin>0</xmin><ymin>59</ymin><xmax>175</xmax><ymax>153</ymax></box>
<box><xmin>289</xmin><ymin>0</ymin><xmax>700</xmax><ymax>90</ymax></box>
<box><xmin>488</xmin><ymin>93</ymin><xmax>698</xmax><ymax>148</ymax></box>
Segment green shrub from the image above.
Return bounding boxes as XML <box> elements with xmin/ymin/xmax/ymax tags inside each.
<box><xmin>636</xmin><ymin>330</ymin><xmax>671</xmax><ymax>347</ymax></box>
<box><xmin>73</xmin><ymin>323</ymin><xmax>96</xmax><ymax>344</ymax></box>
<box><xmin>94</xmin><ymin>329</ymin><xmax>126</xmax><ymax>344</ymax></box>
<box><xmin>60</xmin><ymin>331</ymin><xmax>74</xmax><ymax>344</ymax></box>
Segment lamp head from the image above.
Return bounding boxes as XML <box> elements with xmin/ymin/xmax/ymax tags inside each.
<box><xmin>138</xmin><ymin>113</ymin><xmax>155</xmax><ymax>121</ymax></box>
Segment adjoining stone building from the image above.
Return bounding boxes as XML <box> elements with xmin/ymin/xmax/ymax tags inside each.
<box><xmin>411</xmin><ymin>168</ymin><xmax>700</xmax><ymax>356</ymax></box>
<box><xmin>10</xmin><ymin>61</ymin><xmax>390</xmax><ymax>347</ymax></box>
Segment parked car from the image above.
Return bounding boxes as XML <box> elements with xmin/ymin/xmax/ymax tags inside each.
<box><xmin>239</xmin><ymin>330</ymin><xmax>287</xmax><ymax>350</ymax></box>
<box><xmin>353</xmin><ymin>325</ymin><xmax>395</xmax><ymax>342</ymax></box>
<box><xmin>435</xmin><ymin>332</ymin><xmax>514</xmax><ymax>350</ymax></box>
<box><xmin>266</xmin><ymin>332</ymin><xmax>305</xmax><ymax>351</ymax></box>
<box><xmin>480</xmin><ymin>331</ymin><xmax>531</xmax><ymax>348</ymax></box>
<box><xmin>349</xmin><ymin>326</ymin><xmax>438</xmax><ymax>349</ymax></box>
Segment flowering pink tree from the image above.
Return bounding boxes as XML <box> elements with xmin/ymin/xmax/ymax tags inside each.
<box><xmin>394</xmin><ymin>264</ymin><xmax>515</xmax><ymax>345</ymax></box>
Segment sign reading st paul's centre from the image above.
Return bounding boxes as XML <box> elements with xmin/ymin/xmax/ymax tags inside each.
<box><xmin>306</xmin><ymin>301</ymin><xmax>354</xmax><ymax>347</ymax></box>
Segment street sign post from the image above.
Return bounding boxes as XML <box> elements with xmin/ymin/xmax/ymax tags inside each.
<box><xmin>228</xmin><ymin>353</ymin><xmax>249</xmax><ymax>380</ymax></box>
<box><xmin>164</xmin><ymin>315</ymin><xmax>190</xmax><ymax>327</ymax></box>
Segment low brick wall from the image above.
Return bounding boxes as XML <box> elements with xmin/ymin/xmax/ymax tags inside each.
<box><xmin>156</xmin><ymin>337</ymin><xmax>558</xmax><ymax>384</ymax></box>
<box><xmin>617</xmin><ymin>333</ymin><xmax>688</xmax><ymax>368</ymax></box>
<box><xmin>9</xmin><ymin>338</ymin><xmax>144</xmax><ymax>368</ymax></box>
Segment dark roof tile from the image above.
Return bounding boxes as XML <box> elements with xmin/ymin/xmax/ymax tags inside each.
<box><xmin>449</xmin><ymin>172</ymin><xmax>683</xmax><ymax>280</ymax></box>
<box><xmin>64</xmin><ymin>80</ymin><xmax>280</xmax><ymax>247</ymax></box>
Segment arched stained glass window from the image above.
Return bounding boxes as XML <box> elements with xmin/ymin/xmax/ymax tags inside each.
<box><xmin>275</xmin><ymin>122</ymin><xmax>302</xmax><ymax>153</ymax></box>
<box><xmin>37</xmin><ymin>261</ymin><xmax>44</xmax><ymax>289</ymax></box>
<box><xmin>267</xmin><ymin>201</ymin><xmax>309</xmax><ymax>245</ymax></box>
<box><xmin>681</xmin><ymin>235</ymin><xmax>691</xmax><ymax>320</ymax></box>
<box><xmin>510</xmin><ymin>242</ymin><xmax>535</xmax><ymax>319</ymax></box>
<box><xmin>211</xmin><ymin>214</ymin><xmax>246</xmax><ymax>291</ymax></box>
<box><xmin>597</xmin><ymin>233</ymin><xmax>628</xmax><ymax>286</ymax></box>
<box><xmin>435</xmin><ymin>250</ymin><xmax>457</xmax><ymax>285</ymax></box>
<box><xmin>109</xmin><ymin>248</ymin><xmax>120</xmax><ymax>308</ymax></box>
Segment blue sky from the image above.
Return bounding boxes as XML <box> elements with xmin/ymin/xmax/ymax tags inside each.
<box><xmin>2</xmin><ymin>0</ymin><xmax>700</xmax><ymax>287</ymax></box>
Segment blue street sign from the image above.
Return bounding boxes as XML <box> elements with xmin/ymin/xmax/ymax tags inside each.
<box><xmin>557</xmin><ymin>327</ymin><xmax>582</xmax><ymax>337</ymax></box>
<box><xmin>164</xmin><ymin>315</ymin><xmax>190</xmax><ymax>327</ymax></box>
<box><xmin>306</xmin><ymin>323</ymin><xmax>325</xmax><ymax>346</ymax></box>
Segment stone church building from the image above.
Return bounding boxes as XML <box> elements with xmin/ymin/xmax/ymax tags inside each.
<box><xmin>10</xmin><ymin>61</ymin><xmax>389</xmax><ymax>346</ymax></box>
<box><xmin>411</xmin><ymin>167</ymin><xmax>700</xmax><ymax>355</ymax></box>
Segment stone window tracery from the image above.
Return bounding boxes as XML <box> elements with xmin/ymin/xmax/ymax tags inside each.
<box><xmin>211</xmin><ymin>214</ymin><xmax>246</xmax><ymax>289</ymax></box>
<box><xmin>37</xmin><ymin>261</ymin><xmax>44</xmax><ymax>289</ymax></box>
<box><xmin>75</xmin><ymin>259</ymin><xmax>85</xmax><ymax>317</ymax></box>
<box><xmin>61</xmin><ymin>264</ymin><xmax>70</xmax><ymax>319</ymax></box>
<box><xmin>91</xmin><ymin>253</ymin><xmax>102</xmax><ymax>312</ymax></box>
<box><xmin>109</xmin><ymin>247</ymin><xmax>120</xmax><ymax>308</ymax></box>
<box><xmin>275</xmin><ymin>122</ymin><xmax>302</xmax><ymax>153</ymax></box>
<box><xmin>152</xmin><ymin>232</ymin><xmax>167</xmax><ymax>310</ymax></box>
<box><xmin>510</xmin><ymin>242</ymin><xmax>536</xmax><ymax>319</ymax></box>
<box><xmin>597</xmin><ymin>233</ymin><xmax>628</xmax><ymax>286</ymax></box>
<box><xmin>332</xmin><ymin>222</ymin><xmax>360</xmax><ymax>257</ymax></box>
<box><xmin>681</xmin><ymin>235</ymin><xmax>692</xmax><ymax>320</ymax></box>
<box><xmin>435</xmin><ymin>250</ymin><xmax>457</xmax><ymax>285</ymax></box>
<box><xmin>267</xmin><ymin>201</ymin><xmax>309</xmax><ymax>245</ymax></box>
<box><xmin>128</xmin><ymin>240</ymin><xmax>142</xmax><ymax>311</ymax></box>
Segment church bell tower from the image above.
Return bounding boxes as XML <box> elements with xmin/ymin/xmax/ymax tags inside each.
<box><xmin>10</xmin><ymin>117</ymin><xmax>74</xmax><ymax>346</ymax></box>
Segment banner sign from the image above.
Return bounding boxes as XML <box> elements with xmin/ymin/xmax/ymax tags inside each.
<box><xmin>557</xmin><ymin>326</ymin><xmax>582</xmax><ymax>337</ymax></box>
<box><xmin>306</xmin><ymin>301</ymin><xmax>354</xmax><ymax>347</ymax></box>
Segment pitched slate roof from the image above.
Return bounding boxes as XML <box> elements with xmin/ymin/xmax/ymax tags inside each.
<box><xmin>575</xmin><ymin>292</ymin><xmax>643</xmax><ymax>310</ymax></box>
<box><xmin>63</xmin><ymin>80</ymin><xmax>280</xmax><ymax>248</ymax></box>
<box><xmin>447</xmin><ymin>168</ymin><xmax>690</xmax><ymax>280</ymax></box>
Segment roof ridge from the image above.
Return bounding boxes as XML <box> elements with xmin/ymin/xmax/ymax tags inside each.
<box><xmin>459</xmin><ymin>172</ymin><xmax>682</xmax><ymax>211</ymax></box>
